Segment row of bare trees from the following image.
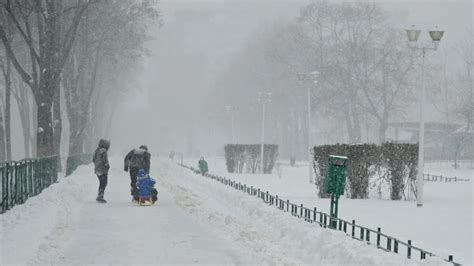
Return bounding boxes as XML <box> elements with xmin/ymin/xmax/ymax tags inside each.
<box><xmin>0</xmin><ymin>0</ymin><xmax>159</xmax><ymax>162</ymax></box>
<box><xmin>430</xmin><ymin>30</ymin><xmax>474</xmax><ymax>163</ymax></box>
<box><xmin>208</xmin><ymin>1</ymin><xmax>472</xmax><ymax>159</ymax></box>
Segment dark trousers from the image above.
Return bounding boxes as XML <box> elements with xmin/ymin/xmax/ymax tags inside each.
<box><xmin>130</xmin><ymin>167</ymin><xmax>138</xmax><ymax>196</ymax></box>
<box><xmin>97</xmin><ymin>174</ymin><xmax>108</xmax><ymax>195</ymax></box>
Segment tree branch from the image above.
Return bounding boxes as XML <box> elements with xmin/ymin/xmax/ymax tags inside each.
<box><xmin>60</xmin><ymin>2</ymin><xmax>90</xmax><ymax>69</ymax></box>
<box><xmin>0</xmin><ymin>24</ymin><xmax>34</xmax><ymax>92</ymax></box>
<box><xmin>4</xmin><ymin>1</ymin><xmax>41</xmax><ymax>65</ymax></box>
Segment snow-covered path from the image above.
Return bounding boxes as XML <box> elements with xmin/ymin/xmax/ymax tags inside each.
<box><xmin>1</xmin><ymin>157</ymin><xmax>449</xmax><ymax>265</ymax></box>
<box><xmin>1</xmin><ymin>158</ymin><xmax>253</xmax><ymax>265</ymax></box>
<box><xmin>57</xmin><ymin>176</ymin><xmax>250</xmax><ymax>264</ymax></box>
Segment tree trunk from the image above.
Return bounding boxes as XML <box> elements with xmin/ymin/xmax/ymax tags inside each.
<box><xmin>104</xmin><ymin>94</ymin><xmax>119</xmax><ymax>138</ymax></box>
<box><xmin>0</xmin><ymin>103</ymin><xmax>5</xmax><ymax>161</ymax></box>
<box><xmin>84</xmin><ymin>120</ymin><xmax>94</xmax><ymax>153</ymax></box>
<box><xmin>349</xmin><ymin>101</ymin><xmax>362</xmax><ymax>143</ymax></box>
<box><xmin>23</xmin><ymin>124</ymin><xmax>30</xmax><ymax>158</ymax></box>
<box><xmin>343</xmin><ymin>103</ymin><xmax>361</xmax><ymax>143</ymax></box>
<box><xmin>378</xmin><ymin>121</ymin><xmax>388</xmax><ymax>143</ymax></box>
<box><xmin>36</xmin><ymin>74</ymin><xmax>55</xmax><ymax>157</ymax></box>
<box><xmin>19</xmin><ymin>81</ymin><xmax>32</xmax><ymax>158</ymax></box>
<box><xmin>31</xmin><ymin>101</ymin><xmax>37</xmax><ymax>157</ymax></box>
<box><xmin>36</xmin><ymin>103</ymin><xmax>54</xmax><ymax>157</ymax></box>
<box><xmin>52</xmin><ymin>80</ymin><xmax>62</xmax><ymax>169</ymax></box>
<box><xmin>12</xmin><ymin>77</ymin><xmax>33</xmax><ymax>158</ymax></box>
<box><xmin>68</xmin><ymin>116</ymin><xmax>84</xmax><ymax>156</ymax></box>
<box><xmin>5</xmin><ymin>57</ymin><xmax>11</xmax><ymax>160</ymax></box>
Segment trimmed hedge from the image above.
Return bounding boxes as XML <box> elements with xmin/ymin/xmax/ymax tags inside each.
<box><xmin>382</xmin><ymin>143</ymin><xmax>418</xmax><ymax>200</ymax></box>
<box><xmin>313</xmin><ymin>143</ymin><xmax>418</xmax><ymax>200</ymax></box>
<box><xmin>224</xmin><ymin>144</ymin><xmax>279</xmax><ymax>174</ymax></box>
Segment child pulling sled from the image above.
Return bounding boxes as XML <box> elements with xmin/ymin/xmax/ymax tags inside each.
<box><xmin>134</xmin><ymin>169</ymin><xmax>158</xmax><ymax>205</ymax></box>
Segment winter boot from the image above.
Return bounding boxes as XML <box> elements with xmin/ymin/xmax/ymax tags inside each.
<box><xmin>96</xmin><ymin>191</ymin><xmax>107</xmax><ymax>203</ymax></box>
<box><xmin>132</xmin><ymin>194</ymin><xmax>139</xmax><ymax>202</ymax></box>
<box><xmin>152</xmin><ymin>188</ymin><xmax>158</xmax><ymax>203</ymax></box>
<box><xmin>131</xmin><ymin>187</ymin><xmax>139</xmax><ymax>196</ymax></box>
<box><xmin>131</xmin><ymin>187</ymin><xmax>139</xmax><ymax>202</ymax></box>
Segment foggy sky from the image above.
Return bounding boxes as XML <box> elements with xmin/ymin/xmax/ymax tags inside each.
<box><xmin>104</xmin><ymin>0</ymin><xmax>472</xmax><ymax>157</ymax></box>
<box><xmin>7</xmin><ymin>0</ymin><xmax>469</xmax><ymax>159</ymax></box>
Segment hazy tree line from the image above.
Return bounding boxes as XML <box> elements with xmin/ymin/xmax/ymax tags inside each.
<box><xmin>208</xmin><ymin>1</ymin><xmax>473</xmax><ymax>159</ymax></box>
<box><xmin>429</xmin><ymin>30</ymin><xmax>474</xmax><ymax>162</ymax></box>
<box><xmin>0</xmin><ymin>0</ymin><xmax>159</xmax><ymax>162</ymax></box>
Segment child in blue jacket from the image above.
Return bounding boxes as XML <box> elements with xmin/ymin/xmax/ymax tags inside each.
<box><xmin>136</xmin><ymin>169</ymin><xmax>158</xmax><ymax>204</ymax></box>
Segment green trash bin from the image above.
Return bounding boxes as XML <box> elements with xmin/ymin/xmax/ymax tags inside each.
<box><xmin>325</xmin><ymin>155</ymin><xmax>348</xmax><ymax>229</ymax></box>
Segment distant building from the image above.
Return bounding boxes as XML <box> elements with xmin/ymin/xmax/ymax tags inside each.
<box><xmin>387</xmin><ymin>122</ymin><xmax>474</xmax><ymax>160</ymax></box>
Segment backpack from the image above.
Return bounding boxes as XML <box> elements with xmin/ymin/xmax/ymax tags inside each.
<box><xmin>130</xmin><ymin>148</ymin><xmax>147</xmax><ymax>168</ymax></box>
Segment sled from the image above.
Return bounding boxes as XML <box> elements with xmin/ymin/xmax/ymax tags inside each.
<box><xmin>133</xmin><ymin>196</ymin><xmax>156</xmax><ymax>206</ymax></box>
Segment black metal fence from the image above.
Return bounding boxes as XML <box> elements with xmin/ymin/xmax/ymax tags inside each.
<box><xmin>1</xmin><ymin>156</ymin><xmax>58</xmax><ymax>214</ymax></box>
<box><xmin>179</xmin><ymin>163</ymin><xmax>461</xmax><ymax>266</ymax></box>
<box><xmin>424</xmin><ymin>173</ymin><xmax>469</xmax><ymax>182</ymax></box>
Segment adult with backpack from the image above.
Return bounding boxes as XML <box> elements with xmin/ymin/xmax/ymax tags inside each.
<box><xmin>124</xmin><ymin>145</ymin><xmax>151</xmax><ymax>199</ymax></box>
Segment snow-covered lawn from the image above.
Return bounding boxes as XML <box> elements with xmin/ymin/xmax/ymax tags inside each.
<box><xmin>0</xmin><ymin>156</ymin><xmax>454</xmax><ymax>265</ymax></box>
<box><xmin>183</xmin><ymin>157</ymin><xmax>473</xmax><ymax>265</ymax></box>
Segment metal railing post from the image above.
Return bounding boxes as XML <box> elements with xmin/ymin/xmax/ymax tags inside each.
<box><xmin>377</xmin><ymin>228</ymin><xmax>381</xmax><ymax>247</ymax></box>
<box><xmin>408</xmin><ymin>240</ymin><xmax>412</xmax><ymax>258</ymax></box>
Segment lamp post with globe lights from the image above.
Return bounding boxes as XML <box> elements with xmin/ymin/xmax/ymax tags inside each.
<box><xmin>405</xmin><ymin>25</ymin><xmax>444</xmax><ymax>207</ymax></box>
<box><xmin>297</xmin><ymin>71</ymin><xmax>320</xmax><ymax>184</ymax></box>
<box><xmin>258</xmin><ymin>91</ymin><xmax>272</xmax><ymax>174</ymax></box>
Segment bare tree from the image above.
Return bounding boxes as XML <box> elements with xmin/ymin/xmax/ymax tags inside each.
<box><xmin>214</xmin><ymin>1</ymin><xmax>418</xmax><ymax>147</ymax></box>
<box><xmin>451</xmin><ymin>30</ymin><xmax>474</xmax><ymax>164</ymax></box>
<box><xmin>0</xmin><ymin>92</ymin><xmax>5</xmax><ymax>160</ymax></box>
<box><xmin>64</xmin><ymin>0</ymin><xmax>159</xmax><ymax>155</ymax></box>
<box><xmin>12</xmin><ymin>75</ymin><xmax>34</xmax><ymax>157</ymax></box>
<box><xmin>0</xmin><ymin>0</ymin><xmax>92</xmax><ymax>157</ymax></box>
<box><xmin>0</xmin><ymin>10</ymin><xmax>13</xmax><ymax>160</ymax></box>
<box><xmin>0</xmin><ymin>53</ymin><xmax>11</xmax><ymax>160</ymax></box>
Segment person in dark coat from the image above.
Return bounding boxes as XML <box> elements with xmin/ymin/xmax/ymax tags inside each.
<box><xmin>124</xmin><ymin>145</ymin><xmax>151</xmax><ymax>199</ymax></box>
<box><xmin>198</xmin><ymin>156</ymin><xmax>208</xmax><ymax>175</ymax></box>
<box><xmin>93</xmin><ymin>139</ymin><xmax>110</xmax><ymax>203</ymax></box>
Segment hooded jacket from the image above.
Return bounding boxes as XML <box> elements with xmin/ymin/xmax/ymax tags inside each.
<box><xmin>93</xmin><ymin>139</ymin><xmax>110</xmax><ymax>176</ymax></box>
<box><xmin>137</xmin><ymin>170</ymin><xmax>156</xmax><ymax>198</ymax></box>
<box><xmin>124</xmin><ymin>146</ymin><xmax>150</xmax><ymax>173</ymax></box>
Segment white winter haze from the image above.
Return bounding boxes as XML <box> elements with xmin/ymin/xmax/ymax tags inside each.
<box><xmin>5</xmin><ymin>0</ymin><xmax>471</xmax><ymax>159</ymax></box>
<box><xmin>104</xmin><ymin>0</ymin><xmax>472</xmax><ymax>159</ymax></box>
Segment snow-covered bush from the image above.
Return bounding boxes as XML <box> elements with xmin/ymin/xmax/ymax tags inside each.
<box><xmin>313</xmin><ymin>143</ymin><xmax>418</xmax><ymax>200</ymax></box>
<box><xmin>313</xmin><ymin>144</ymin><xmax>379</xmax><ymax>199</ymax></box>
<box><xmin>382</xmin><ymin>143</ymin><xmax>418</xmax><ymax>200</ymax></box>
<box><xmin>224</xmin><ymin>144</ymin><xmax>242</xmax><ymax>173</ymax></box>
<box><xmin>224</xmin><ymin>144</ymin><xmax>279</xmax><ymax>174</ymax></box>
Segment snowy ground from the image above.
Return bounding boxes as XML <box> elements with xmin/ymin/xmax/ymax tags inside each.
<box><xmin>183</xmin><ymin>157</ymin><xmax>473</xmax><ymax>265</ymax></box>
<box><xmin>0</xmin><ymin>157</ymin><xmax>453</xmax><ymax>265</ymax></box>
<box><xmin>1</xmin><ymin>158</ymin><xmax>256</xmax><ymax>265</ymax></box>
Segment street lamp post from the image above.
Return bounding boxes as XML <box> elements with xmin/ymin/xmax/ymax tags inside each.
<box><xmin>225</xmin><ymin>105</ymin><xmax>235</xmax><ymax>143</ymax></box>
<box><xmin>258</xmin><ymin>92</ymin><xmax>272</xmax><ymax>174</ymax></box>
<box><xmin>405</xmin><ymin>25</ymin><xmax>444</xmax><ymax>207</ymax></box>
<box><xmin>298</xmin><ymin>71</ymin><xmax>320</xmax><ymax>184</ymax></box>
